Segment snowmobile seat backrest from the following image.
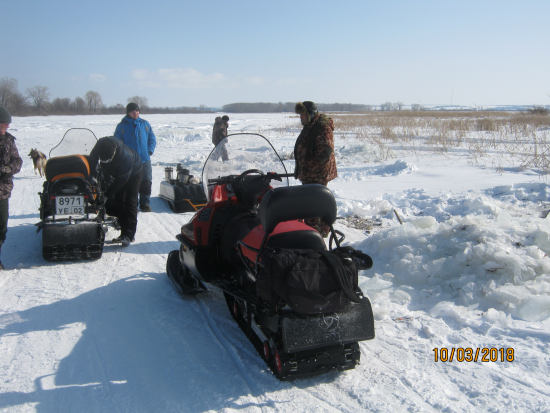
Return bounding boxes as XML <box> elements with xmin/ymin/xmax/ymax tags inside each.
<box><xmin>259</xmin><ymin>184</ymin><xmax>337</xmax><ymax>234</ymax></box>
<box><xmin>45</xmin><ymin>155</ymin><xmax>91</xmax><ymax>182</ymax></box>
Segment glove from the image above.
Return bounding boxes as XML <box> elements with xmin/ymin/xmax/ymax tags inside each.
<box><xmin>0</xmin><ymin>165</ymin><xmax>12</xmax><ymax>174</ymax></box>
<box><xmin>149</xmin><ymin>151</ymin><xmax>153</xmax><ymax>156</ymax></box>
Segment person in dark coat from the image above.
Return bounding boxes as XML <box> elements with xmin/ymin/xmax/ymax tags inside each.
<box><xmin>90</xmin><ymin>137</ymin><xmax>143</xmax><ymax>247</ymax></box>
<box><xmin>211</xmin><ymin>115</ymin><xmax>229</xmax><ymax>161</ymax></box>
<box><xmin>0</xmin><ymin>106</ymin><xmax>23</xmax><ymax>269</ymax></box>
<box><xmin>293</xmin><ymin>101</ymin><xmax>337</xmax><ymax>237</ymax></box>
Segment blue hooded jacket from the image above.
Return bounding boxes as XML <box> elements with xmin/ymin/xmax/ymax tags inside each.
<box><xmin>114</xmin><ymin>116</ymin><xmax>156</xmax><ymax>163</ymax></box>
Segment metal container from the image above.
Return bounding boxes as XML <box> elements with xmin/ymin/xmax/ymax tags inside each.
<box><xmin>165</xmin><ymin>166</ymin><xmax>173</xmax><ymax>181</ymax></box>
<box><xmin>177</xmin><ymin>168</ymin><xmax>190</xmax><ymax>185</ymax></box>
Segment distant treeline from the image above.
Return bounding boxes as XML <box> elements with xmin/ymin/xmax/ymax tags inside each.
<box><xmin>3</xmin><ymin>77</ymin><xmax>546</xmax><ymax>117</ymax></box>
<box><xmin>0</xmin><ymin>77</ymin><xmax>213</xmax><ymax>117</ymax></box>
<box><xmin>222</xmin><ymin>102</ymin><xmax>374</xmax><ymax>113</ymax></box>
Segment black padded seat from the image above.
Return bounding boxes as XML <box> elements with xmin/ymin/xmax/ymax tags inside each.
<box><xmin>260</xmin><ymin>184</ymin><xmax>337</xmax><ymax>234</ymax></box>
<box><xmin>45</xmin><ymin>155</ymin><xmax>91</xmax><ymax>182</ymax></box>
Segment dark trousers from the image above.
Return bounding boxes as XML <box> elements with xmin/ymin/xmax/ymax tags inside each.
<box><xmin>114</xmin><ymin>171</ymin><xmax>143</xmax><ymax>239</ymax></box>
<box><xmin>139</xmin><ymin>160</ymin><xmax>152</xmax><ymax>208</ymax></box>
<box><xmin>0</xmin><ymin>198</ymin><xmax>8</xmax><ymax>243</ymax></box>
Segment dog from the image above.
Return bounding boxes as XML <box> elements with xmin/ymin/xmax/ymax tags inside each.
<box><xmin>28</xmin><ymin>149</ymin><xmax>47</xmax><ymax>177</ymax></box>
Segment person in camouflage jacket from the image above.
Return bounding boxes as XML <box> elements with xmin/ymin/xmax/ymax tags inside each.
<box><xmin>0</xmin><ymin>106</ymin><xmax>23</xmax><ymax>269</ymax></box>
<box><xmin>294</xmin><ymin>101</ymin><xmax>337</xmax><ymax>237</ymax></box>
<box><xmin>211</xmin><ymin>115</ymin><xmax>229</xmax><ymax>161</ymax></box>
<box><xmin>294</xmin><ymin>101</ymin><xmax>337</xmax><ymax>184</ymax></box>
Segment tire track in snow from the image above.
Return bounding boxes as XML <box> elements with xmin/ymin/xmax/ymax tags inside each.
<box><xmin>300</xmin><ymin>381</ymin><xmax>370</xmax><ymax>413</ymax></box>
<box><xmin>192</xmin><ymin>295</ymin><xmax>263</xmax><ymax>398</ymax></box>
<box><xmin>102</xmin><ymin>251</ymin><xmax>121</xmax><ymax>286</ymax></box>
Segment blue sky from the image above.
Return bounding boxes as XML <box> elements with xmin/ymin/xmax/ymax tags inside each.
<box><xmin>2</xmin><ymin>0</ymin><xmax>549</xmax><ymax>108</ymax></box>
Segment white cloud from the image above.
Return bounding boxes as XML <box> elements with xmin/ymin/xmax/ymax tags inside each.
<box><xmin>89</xmin><ymin>73</ymin><xmax>107</xmax><ymax>82</ymax></box>
<box><xmin>131</xmin><ymin>69</ymin><xmax>150</xmax><ymax>80</ymax></box>
<box><xmin>131</xmin><ymin>68</ymin><xmax>230</xmax><ymax>89</ymax></box>
<box><xmin>245</xmin><ymin>76</ymin><xmax>269</xmax><ymax>86</ymax></box>
<box><xmin>277</xmin><ymin>78</ymin><xmax>296</xmax><ymax>85</ymax></box>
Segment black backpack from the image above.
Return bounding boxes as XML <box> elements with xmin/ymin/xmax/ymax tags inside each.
<box><xmin>257</xmin><ymin>247</ymin><xmax>371</xmax><ymax>314</ymax></box>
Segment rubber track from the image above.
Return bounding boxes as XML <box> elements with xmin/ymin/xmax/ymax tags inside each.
<box><xmin>223</xmin><ymin>292</ymin><xmax>361</xmax><ymax>381</ymax></box>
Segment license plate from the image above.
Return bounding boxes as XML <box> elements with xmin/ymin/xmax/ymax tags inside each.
<box><xmin>55</xmin><ymin>196</ymin><xmax>85</xmax><ymax>215</ymax></box>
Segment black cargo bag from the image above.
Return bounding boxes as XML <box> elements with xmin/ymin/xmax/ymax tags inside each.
<box><xmin>257</xmin><ymin>248</ymin><xmax>362</xmax><ymax>314</ymax></box>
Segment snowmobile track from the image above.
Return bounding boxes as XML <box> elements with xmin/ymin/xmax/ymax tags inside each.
<box><xmin>223</xmin><ymin>293</ymin><xmax>361</xmax><ymax>381</ymax></box>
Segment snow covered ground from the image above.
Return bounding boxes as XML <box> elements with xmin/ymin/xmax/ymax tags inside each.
<box><xmin>1</xmin><ymin>113</ymin><xmax>550</xmax><ymax>412</ymax></box>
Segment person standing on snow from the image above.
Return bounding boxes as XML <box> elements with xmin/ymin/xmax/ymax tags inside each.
<box><xmin>114</xmin><ymin>103</ymin><xmax>156</xmax><ymax>212</ymax></box>
<box><xmin>0</xmin><ymin>107</ymin><xmax>22</xmax><ymax>269</ymax></box>
<box><xmin>211</xmin><ymin>115</ymin><xmax>229</xmax><ymax>161</ymax></box>
<box><xmin>293</xmin><ymin>101</ymin><xmax>337</xmax><ymax>237</ymax></box>
<box><xmin>90</xmin><ymin>137</ymin><xmax>143</xmax><ymax>247</ymax></box>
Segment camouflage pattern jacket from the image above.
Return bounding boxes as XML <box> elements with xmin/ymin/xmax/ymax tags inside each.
<box><xmin>293</xmin><ymin>114</ymin><xmax>337</xmax><ymax>183</ymax></box>
<box><xmin>212</xmin><ymin>117</ymin><xmax>228</xmax><ymax>146</ymax></box>
<box><xmin>0</xmin><ymin>132</ymin><xmax>22</xmax><ymax>201</ymax></box>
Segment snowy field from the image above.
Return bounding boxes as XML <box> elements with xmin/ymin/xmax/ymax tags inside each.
<box><xmin>1</xmin><ymin>113</ymin><xmax>550</xmax><ymax>412</ymax></box>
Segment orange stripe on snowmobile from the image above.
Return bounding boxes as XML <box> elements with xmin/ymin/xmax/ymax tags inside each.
<box><xmin>51</xmin><ymin>172</ymin><xmax>87</xmax><ymax>181</ymax></box>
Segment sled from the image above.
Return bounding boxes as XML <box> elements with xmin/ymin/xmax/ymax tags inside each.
<box><xmin>158</xmin><ymin>164</ymin><xmax>207</xmax><ymax>213</ymax></box>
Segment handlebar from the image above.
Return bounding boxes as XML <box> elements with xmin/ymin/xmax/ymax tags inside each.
<box><xmin>208</xmin><ymin>171</ymin><xmax>294</xmax><ymax>185</ymax></box>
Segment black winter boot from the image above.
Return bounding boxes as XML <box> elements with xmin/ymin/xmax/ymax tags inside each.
<box><xmin>0</xmin><ymin>243</ymin><xmax>3</xmax><ymax>270</ymax></box>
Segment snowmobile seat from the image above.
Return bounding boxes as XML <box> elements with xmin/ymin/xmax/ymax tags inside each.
<box><xmin>265</xmin><ymin>226</ymin><xmax>326</xmax><ymax>251</ymax></box>
<box><xmin>260</xmin><ymin>184</ymin><xmax>337</xmax><ymax>234</ymax></box>
<box><xmin>45</xmin><ymin>155</ymin><xmax>92</xmax><ymax>183</ymax></box>
<box><xmin>237</xmin><ymin>184</ymin><xmax>336</xmax><ymax>268</ymax></box>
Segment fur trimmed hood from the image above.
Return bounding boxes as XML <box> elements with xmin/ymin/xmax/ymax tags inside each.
<box><xmin>295</xmin><ymin>101</ymin><xmax>318</xmax><ymax>125</ymax></box>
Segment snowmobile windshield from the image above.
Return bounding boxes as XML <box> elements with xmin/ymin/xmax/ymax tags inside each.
<box><xmin>49</xmin><ymin>128</ymin><xmax>98</xmax><ymax>158</ymax></box>
<box><xmin>202</xmin><ymin>133</ymin><xmax>289</xmax><ymax>202</ymax></box>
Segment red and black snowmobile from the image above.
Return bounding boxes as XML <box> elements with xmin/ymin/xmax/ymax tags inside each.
<box><xmin>166</xmin><ymin>133</ymin><xmax>375</xmax><ymax>380</ymax></box>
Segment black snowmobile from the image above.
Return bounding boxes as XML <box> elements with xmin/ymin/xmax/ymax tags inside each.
<box><xmin>37</xmin><ymin>128</ymin><xmax>107</xmax><ymax>261</ymax></box>
<box><xmin>158</xmin><ymin>163</ymin><xmax>207</xmax><ymax>213</ymax></box>
<box><xmin>166</xmin><ymin>133</ymin><xmax>375</xmax><ymax>380</ymax></box>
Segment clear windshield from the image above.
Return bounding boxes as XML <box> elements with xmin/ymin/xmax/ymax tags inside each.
<box><xmin>49</xmin><ymin>128</ymin><xmax>98</xmax><ymax>158</ymax></box>
<box><xmin>202</xmin><ymin>133</ymin><xmax>289</xmax><ymax>201</ymax></box>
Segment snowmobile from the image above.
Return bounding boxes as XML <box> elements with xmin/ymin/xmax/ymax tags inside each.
<box><xmin>37</xmin><ymin>128</ymin><xmax>107</xmax><ymax>261</ymax></box>
<box><xmin>158</xmin><ymin>163</ymin><xmax>207</xmax><ymax>212</ymax></box>
<box><xmin>166</xmin><ymin>133</ymin><xmax>375</xmax><ymax>380</ymax></box>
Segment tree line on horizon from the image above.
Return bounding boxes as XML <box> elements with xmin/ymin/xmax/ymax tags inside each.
<box><xmin>0</xmin><ymin>77</ymin><xmax>213</xmax><ymax>116</ymax></box>
<box><xmin>221</xmin><ymin>102</ymin><xmax>379</xmax><ymax>113</ymax></box>
<box><xmin>3</xmin><ymin>76</ymin><xmax>546</xmax><ymax>117</ymax></box>
<box><xmin>0</xmin><ymin>77</ymin><xmax>416</xmax><ymax>117</ymax></box>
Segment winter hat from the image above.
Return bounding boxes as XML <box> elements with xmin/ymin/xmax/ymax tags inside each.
<box><xmin>96</xmin><ymin>138</ymin><xmax>117</xmax><ymax>163</ymax></box>
<box><xmin>221</xmin><ymin>115</ymin><xmax>229</xmax><ymax>121</ymax></box>
<box><xmin>0</xmin><ymin>106</ymin><xmax>11</xmax><ymax>124</ymax></box>
<box><xmin>126</xmin><ymin>102</ymin><xmax>139</xmax><ymax>114</ymax></box>
<box><xmin>295</xmin><ymin>101</ymin><xmax>318</xmax><ymax>124</ymax></box>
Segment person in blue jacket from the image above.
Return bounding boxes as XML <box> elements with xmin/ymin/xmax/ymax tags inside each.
<box><xmin>114</xmin><ymin>102</ymin><xmax>156</xmax><ymax>212</ymax></box>
<box><xmin>90</xmin><ymin>137</ymin><xmax>143</xmax><ymax>247</ymax></box>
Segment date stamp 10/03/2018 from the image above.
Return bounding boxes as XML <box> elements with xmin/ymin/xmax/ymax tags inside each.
<box><xmin>433</xmin><ymin>348</ymin><xmax>514</xmax><ymax>362</ymax></box>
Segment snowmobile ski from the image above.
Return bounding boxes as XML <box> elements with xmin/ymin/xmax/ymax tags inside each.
<box><xmin>166</xmin><ymin>250</ymin><xmax>209</xmax><ymax>294</ymax></box>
